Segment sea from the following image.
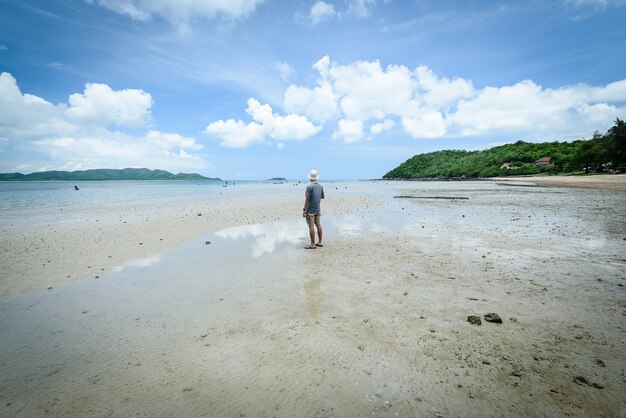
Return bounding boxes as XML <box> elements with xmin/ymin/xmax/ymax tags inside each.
<box><xmin>0</xmin><ymin>180</ymin><xmax>276</xmax><ymax>212</ymax></box>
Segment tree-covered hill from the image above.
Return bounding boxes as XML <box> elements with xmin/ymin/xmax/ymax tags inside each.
<box><xmin>384</xmin><ymin>119</ymin><xmax>626</xmax><ymax>179</ymax></box>
<box><xmin>0</xmin><ymin>168</ymin><xmax>221</xmax><ymax>181</ymax></box>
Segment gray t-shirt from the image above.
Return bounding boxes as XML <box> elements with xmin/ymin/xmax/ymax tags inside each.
<box><xmin>305</xmin><ymin>182</ymin><xmax>324</xmax><ymax>214</ymax></box>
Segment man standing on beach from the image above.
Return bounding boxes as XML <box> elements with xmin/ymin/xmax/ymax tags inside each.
<box><xmin>303</xmin><ymin>169</ymin><xmax>324</xmax><ymax>249</ymax></box>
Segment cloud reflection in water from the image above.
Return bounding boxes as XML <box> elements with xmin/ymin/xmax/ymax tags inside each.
<box><xmin>215</xmin><ymin>223</ymin><xmax>303</xmax><ymax>258</ymax></box>
<box><xmin>112</xmin><ymin>255</ymin><xmax>162</xmax><ymax>273</ymax></box>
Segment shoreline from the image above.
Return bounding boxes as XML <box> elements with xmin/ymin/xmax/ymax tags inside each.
<box><xmin>382</xmin><ymin>174</ymin><xmax>626</xmax><ymax>191</ymax></box>
<box><xmin>493</xmin><ymin>174</ymin><xmax>626</xmax><ymax>191</ymax></box>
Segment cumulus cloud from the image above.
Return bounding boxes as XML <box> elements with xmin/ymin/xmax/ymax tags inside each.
<box><xmin>333</xmin><ymin>119</ymin><xmax>364</xmax><ymax>142</ymax></box>
<box><xmin>280</xmin><ymin>56</ymin><xmax>626</xmax><ymax>142</ymax></box>
<box><xmin>448</xmin><ymin>79</ymin><xmax>626</xmax><ymax>138</ymax></box>
<box><xmin>66</xmin><ymin>82</ymin><xmax>153</xmax><ymax>128</ymax></box>
<box><xmin>0</xmin><ymin>72</ymin><xmax>208</xmax><ymax>173</ymax></box>
<box><xmin>310</xmin><ymin>1</ymin><xmax>336</xmax><ymax>24</ymax></box>
<box><xmin>284</xmin><ymin>82</ymin><xmax>339</xmax><ymax>122</ymax></box>
<box><xmin>205</xmin><ymin>98</ymin><xmax>320</xmax><ymax>147</ymax></box>
<box><xmin>87</xmin><ymin>0</ymin><xmax>263</xmax><ymax>29</ymax></box>
<box><xmin>370</xmin><ymin>118</ymin><xmax>394</xmax><ymax>134</ymax></box>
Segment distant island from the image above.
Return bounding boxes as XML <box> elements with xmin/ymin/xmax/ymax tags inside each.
<box><xmin>384</xmin><ymin>119</ymin><xmax>625</xmax><ymax>179</ymax></box>
<box><xmin>0</xmin><ymin>168</ymin><xmax>221</xmax><ymax>181</ymax></box>
<box><xmin>266</xmin><ymin>177</ymin><xmax>287</xmax><ymax>182</ymax></box>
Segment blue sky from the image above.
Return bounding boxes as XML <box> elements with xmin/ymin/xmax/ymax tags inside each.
<box><xmin>1</xmin><ymin>0</ymin><xmax>625</xmax><ymax>179</ymax></box>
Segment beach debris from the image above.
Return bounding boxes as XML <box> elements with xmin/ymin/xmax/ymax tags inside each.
<box><xmin>595</xmin><ymin>359</ymin><xmax>606</xmax><ymax>367</ymax></box>
<box><xmin>205</xmin><ymin>241</ymin><xmax>211</xmax><ymax>245</ymax></box>
<box><xmin>357</xmin><ymin>344</ymin><xmax>365</xmax><ymax>351</ymax></box>
<box><xmin>197</xmin><ymin>213</ymin><xmax>202</xmax><ymax>216</ymax></box>
<box><xmin>509</xmin><ymin>317</ymin><xmax>518</xmax><ymax>323</ymax></box>
<box><xmin>467</xmin><ymin>315</ymin><xmax>482</xmax><ymax>325</ymax></box>
<box><xmin>47</xmin><ymin>286</ymin><xmax>53</xmax><ymax>290</ymax></box>
<box><xmin>573</xmin><ymin>376</ymin><xmax>589</xmax><ymax>386</ymax></box>
<box><xmin>484</xmin><ymin>313</ymin><xmax>502</xmax><ymax>323</ymax></box>
<box><xmin>403</xmin><ymin>291</ymin><xmax>408</xmax><ymax>296</ymax></box>
<box><xmin>592</xmin><ymin>382</ymin><xmax>605</xmax><ymax>389</ymax></box>
<box><xmin>511</xmin><ymin>367</ymin><xmax>523</xmax><ymax>377</ymax></box>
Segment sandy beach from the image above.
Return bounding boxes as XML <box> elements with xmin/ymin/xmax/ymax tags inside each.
<box><xmin>1</xmin><ymin>181</ymin><xmax>625</xmax><ymax>417</ymax></box>
<box><xmin>494</xmin><ymin>173</ymin><xmax>626</xmax><ymax>191</ymax></box>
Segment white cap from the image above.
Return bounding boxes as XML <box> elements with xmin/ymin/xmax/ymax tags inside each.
<box><xmin>308</xmin><ymin>169</ymin><xmax>318</xmax><ymax>180</ymax></box>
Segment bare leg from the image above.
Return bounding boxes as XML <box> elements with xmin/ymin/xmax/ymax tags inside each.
<box><xmin>315</xmin><ymin>220</ymin><xmax>323</xmax><ymax>245</ymax></box>
<box><xmin>308</xmin><ymin>222</ymin><xmax>316</xmax><ymax>246</ymax></box>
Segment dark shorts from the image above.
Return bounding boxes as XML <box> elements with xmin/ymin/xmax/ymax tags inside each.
<box><xmin>306</xmin><ymin>212</ymin><xmax>321</xmax><ymax>226</ymax></box>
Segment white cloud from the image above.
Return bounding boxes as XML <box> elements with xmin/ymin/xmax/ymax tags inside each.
<box><xmin>346</xmin><ymin>0</ymin><xmax>377</xmax><ymax>18</ymax></box>
<box><xmin>310</xmin><ymin>1</ymin><xmax>336</xmax><ymax>24</ymax></box>
<box><xmin>0</xmin><ymin>44</ymin><xmax>7</xmax><ymax>51</ymax></box>
<box><xmin>415</xmin><ymin>65</ymin><xmax>474</xmax><ymax>110</ymax></box>
<box><xmin>330</xmin><ymin>60</ymin><xmax>414</xmax><ymax>120</ymax></box>
<box><xmin>279</xmin><ymin>56</ymin><xmax>626</xmax><ymax>142</ymax></box>
<box><xmin>565</xmin><ymin>0</ymin><xmax>626</xmax><ymax>9</ymax></box>
<box><xmin>333</xmin><ymin>119</ymin><xmax>364</xmax><ymax>143</ymax></box>
<box><xmin>402</xmin><ymin>112</ymin><xmax>446</xmax><ymax>138</ymax></box>
<box><xmin>275</xmin><ymin>61</ymin><xmax>295</xmax><ymax>81</ymax></box>
<box><xmin>87</xmin><ymin>0</ymin><xmax>264</xmax><ymax>29</ymax></box>
<box><xmin>448</xmin><ymin>79</ymin><xmax>626</xmax><ymax>138</ymax></box>
<box><xmin>0</xmin><ymin>72</ymin><xmax>208</xmax><ymax>173</ymax></box>
<box><xmin>370</xmin><ymin>118</ymin><xmax>394</xmax><ymax>135</ymax></box>
<box><xmin>205</xmin><ymin>98</ymin><xmax>320</xmax><ymax>147</ymax></box>
<box><xmin>284</xmin><ymin>81</ymin><xmax>339</xmax><ymax>122</ymax></box>
<box><xmin>66</xmin><ymin>82</ymin><xmax>153</xmax><ymax>128</ymax></box>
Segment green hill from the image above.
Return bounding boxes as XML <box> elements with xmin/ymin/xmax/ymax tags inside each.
<box><xmin>383</xmin><ymin>119</ymin><xmax>625</xmax><ymax>179</ymax></box>
<box><xmin>0</xmin><ymin>168</ymin><xmax>221</xmax><ymax>181</ymax></box>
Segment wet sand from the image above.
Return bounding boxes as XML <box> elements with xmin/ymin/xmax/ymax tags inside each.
<box><xmin>0</xmin><ymin>186</ymin><xmax>377</xmax><ymax>298</ymax></box>
<box><xmin>494</xmin><ymin>173</ymin><xmax>626</xmax><ymax>191</ymax></box>
<box><xmin>1</xmin><ymin>182</ymin><xmax>625</xmax><ymax>417</ymax></box>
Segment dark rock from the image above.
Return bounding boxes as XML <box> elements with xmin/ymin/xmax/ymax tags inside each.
<box><xmin>484</xmin><ymin>313</ymin><xmax>502</xmax><ymax>323</ymax></box>
<box><xmin>205</xmin><ymin>241</ymin><xmax>211</xmax><ymax>245</ymax></box>
<box><xmin>595</xmin><ymin>359</ymin><xmax>606</xmax><ymax>367</ymax></box>
<box><xmin>511</xmin><ymin>367</ymin><xmax>523</xmax><ymax>377</ymax></box>
<box><xmin>357</xmin><ymin>344</ymin><xmax>365</xmax><ymax>351</ymax></box>
<box><xmin>592</xmin><ymin>382</ymin><xmax>605</xmax><ymax>389</ymax></box>
<box><xmin>573</xmin><ymin>376</ymin><xmax>589</xmax><ymax>386</ymax></box>
<box><xmin>467</xmin><ymin>315</ymin><xmax>482</xmax><ymax>325</ymax></box>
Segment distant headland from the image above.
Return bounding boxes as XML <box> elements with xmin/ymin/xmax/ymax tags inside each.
<box><xmin>0</xmin><ymin>168</ymin><xmax>221</xmax><ymax>181</ymax></box>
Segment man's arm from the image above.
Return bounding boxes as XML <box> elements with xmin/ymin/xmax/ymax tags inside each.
<box><xmin>303</xmin><ymin>191</ymin><xmax>310</xmax><ymax>214</ymax></box>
